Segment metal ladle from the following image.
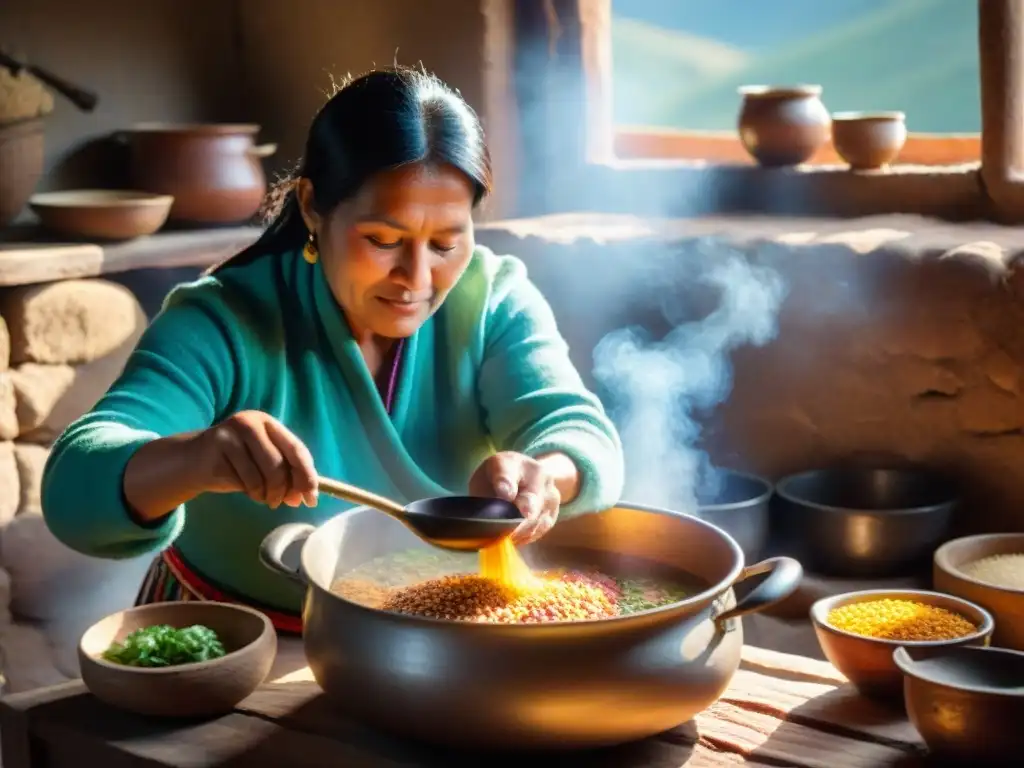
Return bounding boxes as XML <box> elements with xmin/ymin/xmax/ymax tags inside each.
<box><xmin>317</xmin><ymin>476</ymin><xmax>523</xmax><ymax>552</ymax></box>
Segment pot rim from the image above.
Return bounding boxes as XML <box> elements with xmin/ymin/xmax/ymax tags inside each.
<box><xmin>697</xmin><ymin>469</ymin><xmax>773</xmax><ymax>514</ymax></box>
<box><xmin>303</xmin><ymin>502</ymin><xmax>746</xmax><ymax>631</ymax></box>
<box><xmin>775</xmin><ymin>467</ymin><xmax>957</xmax><ymax>516</ymax></box>
<box><xmin>129</xmin><ymin>122</ymin><xmax>261</xmax><ymax>135</ymax></box>
<box><xmin>935</xmin><ymin>533</ymin><xmax>1024</xmax><ymax>596</ymax></box>
<box><xmin>77</xmin><ymin>601</ymin><xmax>275</xmax><ymax>675</ymax></box>
<box><xmin>738</xmin><ymin>84</ymin><xmax>823</xmax><ymax>98</ymax></box>
<box><xmin>893</xmin><ymin>644</ymin><xmax>1024</xmax><ymax>698</ymax></box>
<box><xmin>831</xmin><ymin>111</ymin><xmax>906</xmax><ymax>123</ymax></box>
<box><xmin>29</xmin><ymin>189</ymin><xmax>175</xmax><ymax>209</ymax></box>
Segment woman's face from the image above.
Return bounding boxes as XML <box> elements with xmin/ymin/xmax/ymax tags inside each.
<box><xmin>298</xmin><ymin>163</ymin><xmax>476</xmax><ymax>341</ymax></box>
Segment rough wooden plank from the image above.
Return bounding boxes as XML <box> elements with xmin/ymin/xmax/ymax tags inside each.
<box><xmin>31</xmin><ymin>711</ymin><xmax>403</xmax><ymax>768</ymax></box>
<box><xmin>238</xmin><ymin>664</ymin><xmax>921</xmax><ymax>767</ymax></box>
<box><xmin>1</xmin><ymin>678</ymin><xmax>89</xmax><ymax>711</ymax></box>
<box><xmin>0</xmin><ymin>700</ymin><xmax>34</xmax><ymax>768</ymax></box>
<box><xmin>0</xmin><ymin>646</ymin><xmax>923</xmax><ymax>767</ymax></box>
<box><xmin>12</xmin><ymin>685</ymin><xmax>775</xmax><ymax>768</ymax></box>
<box><xmin>0</xmin><ymin>227</ymin><xmax>261</xmax><ymax>287</ymax></box>
<box><xmin>696</xmin><ymin>702</ymin><xmax>923</xmax><ymax>768</ymax></box>
<box><xmin>723</xmin><ymin>670</ymin><xmax>920</xmax><ymax>746</ymax></box>
<box><xmin>236</xmin><ymin>684</ymin><xmax>775</xmax><ymax>768</ymax></box>
<box><xmin>740</xmin><ymin>645</ymin><xmax>847</xmax><ymax>685</ymax></box>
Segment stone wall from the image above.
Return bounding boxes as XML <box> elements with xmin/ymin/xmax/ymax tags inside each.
<box><xmin>476</xmin><ymin>214</ymin><xmax>1024</xmax><ymax>535</ymax></box>
<box><xmin>0</xmin><ymin>278</ymin><xmax>147</xmax><ymax>693</ymax></box>
<box><xmin>0</xmin><ymin>279</ymin><xmax>145</xmax><ymax>519</ymax></box>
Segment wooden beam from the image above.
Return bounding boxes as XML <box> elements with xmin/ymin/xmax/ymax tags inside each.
<box><xmin>979</xmin><ymin>0</ymin><xmax>1024</xmax><ymax>220</ymax></box>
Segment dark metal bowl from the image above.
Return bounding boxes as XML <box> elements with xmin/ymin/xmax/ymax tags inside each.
<box><xmin>696</xmin><ymin>469</ymin><xmax>773</xmax><ymax>563</ymax></box>
<box><xmin>775</xmin><ymin>466</ymin><xmax>958</xmax><ymax>578</ymax></box>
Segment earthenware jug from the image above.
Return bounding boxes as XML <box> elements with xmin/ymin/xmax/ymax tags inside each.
<box><xmin>737</xmin><ymin>85</ymin><xmax>830</xmax><ymax>167</ymax></box>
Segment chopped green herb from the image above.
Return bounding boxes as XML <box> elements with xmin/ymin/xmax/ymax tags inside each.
<box><xmin>102</xmin><ymin>624</ymin><xmax>227</xmax><ymax>668</ymax></box>
<box><xmin>617</xmin><ymin>578</ymin><xmax>691</xmax><ymax>614</ymax></box>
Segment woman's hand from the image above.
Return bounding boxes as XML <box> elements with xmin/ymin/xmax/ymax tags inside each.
<box><xmin>469</xmin><ymin>451</ymin><xmax>561</xmax><ymax>543</ymax></box>
<box><xmin>197</xmin><ymin>411</ymin><xmax>319</xmax><ymax>509</ymax></box>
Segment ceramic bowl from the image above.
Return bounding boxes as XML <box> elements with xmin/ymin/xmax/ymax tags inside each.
<box><xmin>934</xmin><ymin>533</ymin><xmax>1024</xmax><ymax>651</ymax></box>
<box><xmin>810</xmin><ymin>588</ymin><xmax>993</xmax><ymax>700</ymax></box>
<box><xmin>831</xmin><ymin>112</ymin><xmax>907</xmax><ymax>170</ymax></box>
<box><xmin>895</xmin><ymin>644</ymin><xmax>1024</xmax><ymax>762</ymax></box>
<box><xmin>29</xmin><ymin>189</ymin><xmax>174</xmax><ymax>240</ymax></box>
<box><xmin>78</xmin><ymin>601</ymin><xmax>276</xmax><ymax>717</ymax></box>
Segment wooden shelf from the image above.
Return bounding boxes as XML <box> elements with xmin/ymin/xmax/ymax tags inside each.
<box><xmin>0</xmin><ymin>225</ymin><xmax>263</xmax><ymax>287</ymax></box>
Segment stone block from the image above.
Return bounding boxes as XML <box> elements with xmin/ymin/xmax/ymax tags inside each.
<box><xmin>0</xmin><ymin>441</ymin><xmax>19</xmax><ymax>528</ymax></box>
<box><xmin>0</xmin><ymin>315</ymin><xmax>10</xmax><ymax>371</ymax></box>
<box><xmin>13</xmin><ymin>442</ymin><xmax>49</xmax><ymax>516</ymax></box>
<box><xmin>0</xmin><ymin>279</ymin><xmax>146</xmax><ymax>365</ymax></box>
<box><xmin>0</xmin><ymin>372</ymin><xmax>18</xmax><ymax>441</ymax></box>
<box><xmin>0</xmin><ymin>514</ymin><xmax>151</xmax><ymax>624</ymax></box>
<box><xmin>10</xmin><ymin>313</ymin><xmax>142</xmax><ymax>442</ymax></box>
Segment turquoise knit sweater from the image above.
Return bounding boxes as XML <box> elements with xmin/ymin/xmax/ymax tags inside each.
<box><xmin>41</xmin><ymin>246</ymin><xmax>624</xmax><ymax>612</ymax></box>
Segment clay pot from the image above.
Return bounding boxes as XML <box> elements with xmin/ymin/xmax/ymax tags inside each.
<box><xmin>125</xmin><ymin>123</ymin><xmax>277</xmax><ymax>225</ymax></box>
<box><xmin>934</xmin><ymin>533</ymin><xmax>1024</xmax><ymax>651</ymax></box>
<box><xmin>737</xmin><ymin>85</ymin><xmax>830</xmax><ymax>167</ymax></box>
<box><xmin>0</xmin><ymin>118</ymin><xmax>45</xmax><ymax>227</ymax></box>
<box><xmin>831</xmin><ymin>111</ymin><xmax>907</xmax><ymax>170</ymax></box>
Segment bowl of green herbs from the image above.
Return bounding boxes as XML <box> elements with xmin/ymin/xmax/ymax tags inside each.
<box><xmin>78</xmin><ymin>601</ymin><xmax>276</xmax><ymax>717</ymax></box>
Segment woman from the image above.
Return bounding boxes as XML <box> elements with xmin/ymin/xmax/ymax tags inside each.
<box><xmin>41</xmin><ymin>67</ymin><xmax>624</xmax><ymax>633</ymax></box>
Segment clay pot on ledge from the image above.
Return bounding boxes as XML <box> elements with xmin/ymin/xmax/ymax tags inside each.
<box><xmin>737</xmin><ymin>85</ymin><xmax>830</xmax><ymax>167</ymax></box>
<box><xmin>831</xmin><ymin>111</ymin><xmax>907</xmax><ymax>171</ymax></box>
<box><xmin>124</xmin><ymin>123</ymin><xmax>277</xmax><ymax>225</ymax></box>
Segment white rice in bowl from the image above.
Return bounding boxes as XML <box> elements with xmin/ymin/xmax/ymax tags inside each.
<box><xmin>959</xmin><ymin>553</ymin><xmax>1024</xmax><ymax>590</ymax></box>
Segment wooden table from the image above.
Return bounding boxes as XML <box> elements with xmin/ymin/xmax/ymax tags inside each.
<box><xmin>0</xmin><ymin>640</ymin><xmax>927</xmax><ymax>768</ymax></box>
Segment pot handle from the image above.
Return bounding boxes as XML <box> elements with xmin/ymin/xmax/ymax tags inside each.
<box><xmin>259</xmin><ymin>523</ymin><xmax>314</xmax><ymax>585</ymax></box>
<box><xmin>713</xmin><ymin>556</ymin><xmax>803</xmax><ymax>628</ymax></box>
<box><xmin>248</xmin><ymin>143</ymin><xmax>278</xmax><ymax>158</ymax></box>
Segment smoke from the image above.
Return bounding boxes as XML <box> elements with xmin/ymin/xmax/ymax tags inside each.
<box><xmin>593</xmin><ymin>245</ymin><xmax>787</xmax><ymax>514</ymax></box>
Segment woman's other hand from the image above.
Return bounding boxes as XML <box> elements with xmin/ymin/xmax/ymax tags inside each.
<box><xmin>199</xmin><ymin>411</ymin><xmax>319</xmax><ymax>509</ymax></box>
<box><xmin>469</xmin><ymin>451</ymin><xmax>561</xmax><ymax>544</ymax></box>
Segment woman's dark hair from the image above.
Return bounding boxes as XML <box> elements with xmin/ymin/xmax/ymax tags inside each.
<box><xmin>215</xmin><ymin>66</ymin><xmax>491</xmax><ymax>272</ymax></box>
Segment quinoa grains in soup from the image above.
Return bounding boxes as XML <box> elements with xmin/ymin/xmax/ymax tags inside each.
<box><xmin>330</xmin><ymin>537</ymin><xmax>702</xmax><ymax>625</ymax></box>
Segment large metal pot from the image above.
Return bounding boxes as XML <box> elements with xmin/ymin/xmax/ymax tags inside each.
<box><xmin>125</xmin><ymin>123</ymin><xmax>277</xmax><ymax>224</ymax></box>
<box><xmin>260</xmin><ymin>503</ymin><xmax>802</xmax><ymax>750</ymax></box>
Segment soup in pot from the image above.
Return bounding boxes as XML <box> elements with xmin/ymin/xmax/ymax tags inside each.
<box><xmin>329</xmin><ymin>544</ymin><xmax>706</xmax><ymax>624</ymax></box>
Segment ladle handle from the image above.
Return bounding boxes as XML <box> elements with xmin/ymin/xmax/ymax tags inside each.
<box><xmin>317</xmin><ymin>476</ymin><xmax>407</xmax><ymax>517</ymax></box>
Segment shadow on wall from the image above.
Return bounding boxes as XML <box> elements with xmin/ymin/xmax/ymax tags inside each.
<box><xmin>1</xmin><ymin>0</ymin><xmax>247</xmax><ymax>189</ymax></box>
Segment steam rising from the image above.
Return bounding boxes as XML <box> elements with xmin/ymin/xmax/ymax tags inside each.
<box><xmin>593</xmin><ymin>248</ymin><xmax>787</xmax><ymax>514</ymax></box>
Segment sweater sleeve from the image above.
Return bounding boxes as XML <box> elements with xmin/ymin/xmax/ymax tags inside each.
<box><xmin>477</xmin><ymin>255</ymin><xmax>624</xmax><ymax>517</ymax></box>
<box><xmin>41</xmin><ymin>280</ymin><xmax>240</xmax><ymax>560</ymax></box>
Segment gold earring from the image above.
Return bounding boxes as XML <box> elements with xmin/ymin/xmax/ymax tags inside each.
<box><xmin>302</xmin><ymin>232</ymin><xmax>319</xmax><ymax>264</ymax></box>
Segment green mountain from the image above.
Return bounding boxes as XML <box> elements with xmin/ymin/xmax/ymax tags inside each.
<box><xmin>613</xmin><ymin>0</ymin><xmax>980</xmax><ymax>133</ymax></box>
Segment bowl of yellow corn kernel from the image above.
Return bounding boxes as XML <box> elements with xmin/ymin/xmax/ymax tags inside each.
<box><xmin>810</xmin><ymin>589</ymin><xmax>994</xmax><ymax>700</ymax></box>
